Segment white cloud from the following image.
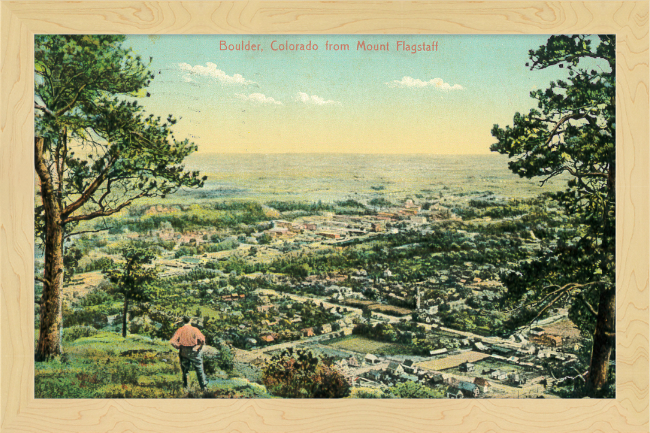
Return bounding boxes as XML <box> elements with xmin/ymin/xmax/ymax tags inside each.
<box><xmin>178</xmin><ymin>62</ymin><xmax>253</xmax><ymax>85</ymax></box>
<box><xmin>295</xmin><ymin>92</ymin><xmax>341</xmax><ymax>106</ymax></box>
<box><xmin>387</xmin><ymin>76</ymin><xmax>463</xmax><ymax>91</ymax></box>
<box><xmin>235</xmin><ymin>93</ymin><xmax>282</xmax><ymax>105</ymax></box>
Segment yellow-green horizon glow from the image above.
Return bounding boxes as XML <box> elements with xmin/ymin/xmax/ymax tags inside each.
<box><xmin>127</xmin><ymin>35</ymin><xmax>574</xmax><ymax>155</ymax></box>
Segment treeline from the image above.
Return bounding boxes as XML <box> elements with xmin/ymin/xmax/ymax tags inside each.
<box><xmin>265</xmin><ymin>199</ymin><xmax>373</xmax><ymax>218</ymax></box>
<box><xmin>102</xmin><ymin>201</ymin><xmax>269</xmax><ymax>234</ymax></box>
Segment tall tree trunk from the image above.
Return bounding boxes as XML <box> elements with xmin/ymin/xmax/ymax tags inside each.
<box><xmin>586</xmin><ymin>162</ymin><xmax>616</xmax><ymax>395</ymax></box>
<box><xmin>35</xmin><ymin>137</ymin><xmax>65</xmax><ymax>361</ymax></box>
<box><xmin>122</xmin><ymin>296</ymin><xmax>129</xmax><ymax>338</ymax></box>
<box><xmin>586</xmin><ymin>284</ymin><xmax>615</xmax><ymax>394</ymax></box>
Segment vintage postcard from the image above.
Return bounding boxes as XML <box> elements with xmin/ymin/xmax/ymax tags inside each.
<box><xmin>34</xmin><ymin>34</ymin><xmax>615</xmax><ymax>399</ymax></box>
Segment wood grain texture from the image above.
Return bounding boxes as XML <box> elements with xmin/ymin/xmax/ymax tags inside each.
<box><xmin>1</xmin><ymin>2</ymin><xmax>647</xmax><ymax>432</ymax></box>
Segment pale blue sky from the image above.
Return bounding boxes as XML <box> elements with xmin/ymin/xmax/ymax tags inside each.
<box><xmin>125</xmin><ymin>35</ymin><xmax>582</xmax><ymax>154</ymax></box>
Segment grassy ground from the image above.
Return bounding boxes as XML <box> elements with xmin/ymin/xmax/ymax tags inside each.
<box><xmin>324</xmin><ymin>335</ymin><xmax>417</xmax><ymax>356</ymax></box>
<box><xmin>34</xmin><ymin>331</ymin><xmax>271</xmax><ymax>398</ymax></box>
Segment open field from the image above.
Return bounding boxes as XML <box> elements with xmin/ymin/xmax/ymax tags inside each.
<box><xmin>541</xmin><ymin>318</ymin><xmax>582</xmax><ymax>342</ymax></box>
<box><xmin>416</xmin><ymin>351</ymin><xmax>491</xmax><ymax>371</ymax></box>
<box><xmin>325</xmin><ymin>336</ymin><xmax>415</xmax><ymax>356</ymax></box>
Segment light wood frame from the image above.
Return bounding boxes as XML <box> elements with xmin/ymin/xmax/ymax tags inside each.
<box><xmin>1</xmin><ymin>2</ymin><xmax>648</xmax><ymax>432</ymax></box>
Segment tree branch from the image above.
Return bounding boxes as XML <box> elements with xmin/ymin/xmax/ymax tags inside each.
<box><xmin>563</xmin><ymin>166</ymin><xmax>608</xmax><ymax>179</ymax></box>
<box><xmin>544</xmin><ymin>112</ymin><xmax>585</xmax><ymax>147</ymax></box>
<box><xmin>63</xmin><ymin>227</ymin><xmax>111</xmax><ymax>241</ymax></box>
<box><xmin>577</xmin><ymin>293</ymin><xmax>598</xmax><ymax>318</ymax></box>
<box><xmin>35</xmin><ymin>103</ymin><xmax>55</xmax><ymax>118</ymax></box>
<box><xmin>35</xmin><ymin>277</ymin><xmax>50</xmax><ymax>288</ymax></box>
<box><xmin>55</xmin><ymin>83</ymin><xmax>88</xmax><ymax>117</ymax></box>
<box><xmin>63</xmin><ymin>191</ymin><xmax>148</xmax><ymax>224</ymax></box>
<box><xmin>61</xmin><ymin>154</ymin><xmax>118</xmax><ymax>218</ymax></box>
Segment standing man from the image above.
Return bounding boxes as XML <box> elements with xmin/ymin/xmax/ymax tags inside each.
<box><xmin>170</xmin><ymin>316</ymin><xmax>207</xmax><ymax>390</ymax></box>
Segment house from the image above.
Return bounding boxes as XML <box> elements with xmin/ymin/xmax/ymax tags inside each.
<box><xmin>529</xmin><ymin>326</ymin><xmax>545</xmax><ymax>337</ymax></box>
<box><xmin>267</xmin><ymin>227</ymin><xmax>290</xmax><ymax>237</ymax></box>
<box><xmin>319</xmin><ymin>324</ymin><xmax>332</xmax><ymax>334</ymax></box>
<box><xmin>472</xmin><ymin>342</ymin><xmax>486</xmax><ymax>352</ymax></box>
<box><xmin>317</xmin><ymin>231</ymin><xmax>341</xmax><ymax>239</ymax></box>
<box><xmin>429</xmin><ymin>348</ymin><xmax>448</xmax><ymax>356</ymax></box>
<box><xmin>427</xmin><ymin>372</ymin><xmax>445</xmax><ymax>385</ymax></box>
<box><xmin>347</xmin><ymin>356</ymin><xmax>360</xmax><ymax>367</ymax></box>
<box><xmin>446</xmin><ymin>387</ymin><xmax>464</xmax><ymax>399</ymax></box>
<box><xmin>508</xmin><ymin>373</ymin><xmax>527</xmax><ymax>385</ymax></box>
<box><xmin>491</xmin><ymin>370</ymin><xmax>508</xmax><ymax>380</ymax></box>
<box><xmin>491</xmin><ymin>346</ymin><xmax>515</xmax><ymax>357</ymax></box>
<box><xmin>301</xmin><ymin>327</ymin><xmax>315</xmax><ymax>337</ymax></box>
<box><xmin>365</xmin><ymin>354</ymin><xmax>380</xmax><ymax>364</ymax></box>
<box><xmin>257</xmin><ymin>304</ymin><xmax>274</xmax><ymax>313</ymax></box>
<box><xmin>459</xmin><ymin>362</ymin><xmax>475</xmax><ymax>373</ymax></box>
<box><xmin>447</xmin><ymin>381</ymin><xmax>480</xmax><ymax>398</ymax></box>
<box><xmin>386</xmin><ymin>362</ymin><xmax>404</xmax><ymax>376</ymax></box>
<box><xmin>259</xmin><ymin>334</ymin><xmax>275</xmax><ymax>343</ymax></box>
<box><xmin>356</xmin><ymin>377</ymin><xmax>381</xmax><ymax>388</ymax></box>
<box><xmin>402</xmin><ymin>359</ymin><xmax>418</xmax><ymax>375</ymax></box>
<box><xmin>473</xmin><ymin>377</ymin><xmax>491</xmax><ymax>393</ymax></box>
<box><xmin>456</xmin><ymin>381</ymin><xmax>480</xmax><ymax>398</ymax></box>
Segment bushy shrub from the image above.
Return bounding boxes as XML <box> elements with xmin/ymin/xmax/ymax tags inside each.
<box><xmin>63</xmin><ymin>306</ymin><xmax>109</xmax><ymax>329</ymax></box>
<box><xmin>262</xmin><ymin>348</ymin><xmax>350</xmax><ymax>398</ymax></box>
<box><xmin>78</xmin><ymin>288</ymin><xmax>114</xmax><ymax>306</ymax></box>
<box><xmin>204</xmin><ymin>345</ymin><xmax>235</xmax><ymax>375</ymax></box>
<box><xmin>108</xmin><ymin>363</ymin><xmax>140</xmax><ymax>385</ymax></box>
<box><xmin>384</xmin><ymin>381</ymin><xmax>443</xmax><ymax>398</ymax></box>
<box><xmin>63</xmin><ymin>325</ymin><xmax>99</xmax><ymax>342</ymax></box>
<box><xmin>96</xmin><ymin>384</ymin><xmax>175</xmax><ymax>398</ymax></box>
<box><xmin>35</xmin><ymin>374</ymin><xmax>97</xmax><ymax>398</ymax></box>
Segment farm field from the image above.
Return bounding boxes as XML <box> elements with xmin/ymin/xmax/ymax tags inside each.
<box><xmin>325</xmin><ymin>336</ymin><xmax>416</xmax><ymax>356</ymax></box>
<box><xmin>416</xmin><ymin>351</ymin><xmax>491</xmax><ymax>371</ymax></box>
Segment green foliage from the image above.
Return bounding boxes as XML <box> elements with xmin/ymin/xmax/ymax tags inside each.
<box><xmin>34</xmin><ymin>35</ymin><xmax>205</xmax><ymax>240</ymax></box>
<box><xmin>204</xmin><ymin>344</ymin><xmax>235</xmax><ymax>375</ymax></box>
<box><xmin>63</xmin><ymin>325</ymin><xmax>99</xmax><ymax>342</ymax></box>
<box><xmin>63</xmin><ymin>305</ymin><xmax>110</xmax><ymax>329</ymax></box>
<box><xmin>336</xmin><ymin>199</ymin><xmax>366</xmax><ymax>208</ymax></box>
<box><xmin>174</xmin><ymin>246</ymin><xmax>197</xmax><ymax>258</ymax></box>
<box><xmin>491</xmin><ymin>35</ymin><xmax>615</xmax><ymax>394</ymax></box>
<box><xmin>63</xmin><ymin>246</ymin><xmax>84</xmax><ymax>281</ymax></box>
<box><xmin>78</xmin><ymin>288</ymin><xmax>115</xmax><ymax>307</ymax></box>
<box><xmin>216</xmin><ymin>344</ymin><xmax>235</xmax><ymax>373</ymax></box>
<box><xmin>258</xmin><ymin>233</ymin><xmax>273</xmax><ymax>245</ymax></box>
<box><xmin>384</xmin><ymin>381</ymin><xmax>444</xmax><ymax>398</ymax></box>
<box><xmin>82</xmin><ymin>257</ymin><xmax>116</xmax><ymax>273</ymax></box>
<box><xmin>265</xmin><ymin>200</ymin><xmax>334</xmax><ymax>213</ymax></box>
<box><xmin>105</xmin><ymin>247</ymin><xmax>157</xmax><ymax>301</ymax></box>
<box><xmin>353</xmin><ymin>382</ymin><xmax>443</xmax><ymax>399</ymax></box>
<box><xmin>262</xmin><ymin>348</ymin><xmax>350</xmax><ymax>398</ymax></box>
<box><xmin>369</xmin><ymin>197</ymin><xmax>392</xmax><ymax>207</ymax></box>
<box><xmin>491</xmin><ymin>35</ymin><xmax>615</xmax><ymax>335</ymax></box>
<box><xmin>104</xmin><ymin>246</ymin><xmax>158</xmax><ymax>336</ymax></box>
<box><xmin>34</xmin><ymin>35</ymin><xmax>205</xmax><ymax>360</ymax></box>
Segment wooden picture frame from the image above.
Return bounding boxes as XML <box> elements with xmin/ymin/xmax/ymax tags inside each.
<box><xmin>1</xmin><ymin>2</ymin><xmax>648</xmax><ymax>432</ymax></box>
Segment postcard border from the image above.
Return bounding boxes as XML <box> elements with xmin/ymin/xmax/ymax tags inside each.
<box><xmin>1</xmin><ymin>2</ymin><xmax>648</xmax><ymax>433</ymax></box>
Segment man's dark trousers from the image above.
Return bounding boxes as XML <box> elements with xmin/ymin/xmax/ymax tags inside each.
<box><xmin>179</xmin><ymin>346</ymin><xmax>207</xmax><ymax>389</ymax></box>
